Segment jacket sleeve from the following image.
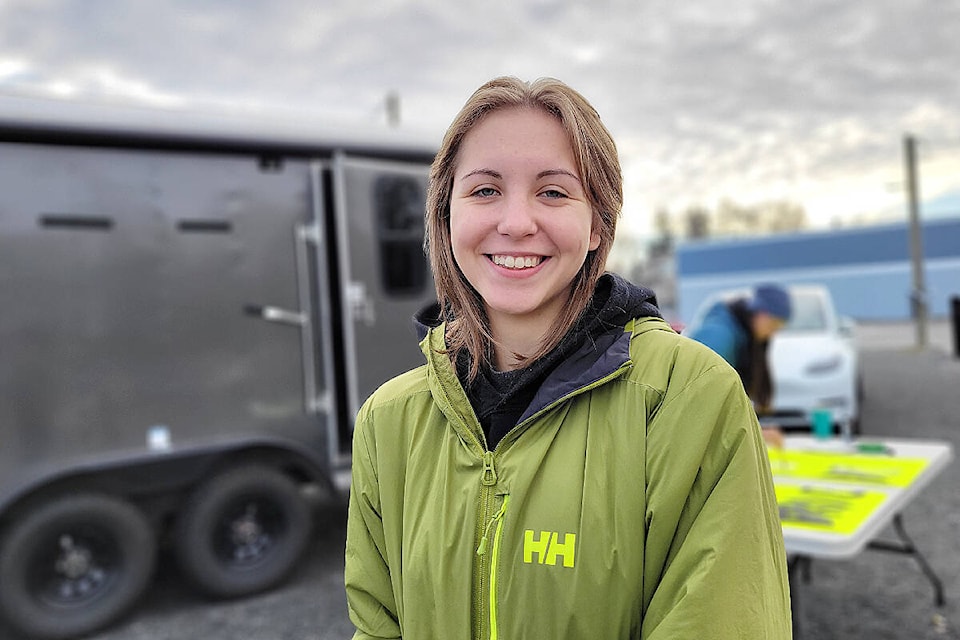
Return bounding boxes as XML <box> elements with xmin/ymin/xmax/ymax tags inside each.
<box><xmin>640</xmin><ymin>358</ymin><xmax>792</xmax><ymax>639</ymax></box>
<box><xmin>344</xmin><ymin>409</ymin><xmax>403</xmax><ymax>640</ymax></box>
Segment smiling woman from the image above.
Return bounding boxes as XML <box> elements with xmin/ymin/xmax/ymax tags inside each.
<box><xmin>344</xmin><ymin>76</ymin><xmax>793</xmax><ymax>640</ymax></box>
<box><xmin>449</xmin><ymin>106</ymin><xmax>600</xmax><ymax>370</ymax></box>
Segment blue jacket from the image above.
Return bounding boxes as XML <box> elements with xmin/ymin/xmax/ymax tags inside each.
<box><xmin>686</xmin><ymin>301</ymin><xmax>749</xmax><ymax>368</ymax></box>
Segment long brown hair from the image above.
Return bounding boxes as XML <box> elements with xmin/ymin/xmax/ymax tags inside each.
<box><xmin>425</xmin><ymin>76</ymin><xmax>623</xmax><ymax>380</ymax></box>
<box><xmin>730</xmin><ymin>300</ymin><xmax>775</xmax><ymax>412</ymax></box>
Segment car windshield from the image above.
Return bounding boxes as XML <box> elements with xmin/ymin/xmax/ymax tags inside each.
<box><xmin>783</xmin><ymin>291</ymin><xmax>827</xmax><ymax>332</ymax></box>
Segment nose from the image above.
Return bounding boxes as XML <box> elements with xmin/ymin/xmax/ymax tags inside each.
<box><xmin>496</xmin><ymin>195</ymin><xmax>538</xmax><ymax>237</ymax></box>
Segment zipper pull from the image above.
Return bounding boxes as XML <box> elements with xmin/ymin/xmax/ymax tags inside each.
<box><xmin>481</xmin><ymin>450</ymin><xmax>497</xmax><ymax>486</ymax></box>
<box><xmin>476</xmin><ymin>496</ymin><xmax>509</xmax><ymax>556</ymax></box>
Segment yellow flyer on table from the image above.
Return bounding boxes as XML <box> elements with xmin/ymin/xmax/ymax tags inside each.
<box><xmin>775</xmin><ymin>484</ymin><xmax>889</xmax><ymax>534</ymax></box>
<box><xmin>767</xmin><ymin>448</ymin><xmax>928</xmax><ymax>487</ymax></box>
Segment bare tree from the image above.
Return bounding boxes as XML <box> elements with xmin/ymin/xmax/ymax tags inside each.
<box><xmin>714</xmin><ymin>199</ymin><xmax>807</xmax><ymax>236</ymax></box>
<box><xmin>765</xmin><ymin>200</ymin><xmax>807</xmax><ymax>233</ymax></box>
<box><xmin>650</xmin><ymin>207</ymin><xmax>674</xmax><ymax>258</ymax></box>
<box><xmin>684</xmin><ymin>205</ymin><xmax>711</xmax><ymax>239</ymax></box>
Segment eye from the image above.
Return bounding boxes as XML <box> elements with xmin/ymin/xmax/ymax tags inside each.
<box><xmin>540</xmin><ymin>189</ymin><xmax>568</xmax><ymax>199</ymax></box>
<box><xmin>471</xmin><ymin>186</ymin><xmax>499</xmax><ymax>198</ymax></box>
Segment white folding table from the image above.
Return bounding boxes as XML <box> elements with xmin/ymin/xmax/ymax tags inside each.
<box><xmin>769</xmin><ymin>435</ymin><xmax>954</xmax><ymax>636</ymax></box>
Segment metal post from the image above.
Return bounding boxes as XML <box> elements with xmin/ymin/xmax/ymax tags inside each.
<box><xmin>903</xmin><ymin>134</ymin><xmax>928</xmax><ymax>349</ymax></box>
<box><xmin>952</xmin><ymin>295</ymin><xmax>960</xmax><ymax>359</ymax></box>
<box><xmin>385</xmin><ymin>91</ymin><xmax>401</xmax><ymax>127</ymax></box>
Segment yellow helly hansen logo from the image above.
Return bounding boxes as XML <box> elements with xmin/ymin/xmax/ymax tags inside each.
<box><xmin>523</xmin><ymin>530</ymin><xmax>576</xmax><ymax>568</ymax></box>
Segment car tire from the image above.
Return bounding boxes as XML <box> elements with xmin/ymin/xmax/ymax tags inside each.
<box><xmin>173</xmin><ymin>465</ymin><xmax>312</xmax><ymax>599</ymax></box>
<box><xmin>0</xmin><ymin>493</ymin><xmax>156</xmax><ymax>640</ymax></box>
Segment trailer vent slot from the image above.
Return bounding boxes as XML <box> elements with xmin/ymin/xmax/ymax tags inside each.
<box><xmin>177</xmin><ymin>219</ymin><xmax>232</xmax><ymax>233</ymax></box>
<box><xmin>39</xmin><ymin>214</ymin><xmax>114</xmax><ymax>231</ymax></box>
<box><xmin>259</xmin><ymin>156</ymin><xmax>284</xmax><ymax>172</ymax></box>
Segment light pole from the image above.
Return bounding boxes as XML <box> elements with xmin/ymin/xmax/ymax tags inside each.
<box><xmin>385</xmin><ymin>91</ymin><xmax>401</xmax><ymax>127</ymax></box>
<box><xmin>903</xmin><ymin>133</ymin><xmax>928</xmax><ymax>349</ymax></box>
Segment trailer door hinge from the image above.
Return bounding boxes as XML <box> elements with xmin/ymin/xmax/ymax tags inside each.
<box><xmin>298</xmin><ymin>223</ymin><xmax>323</xmax><ymax>245</ymax></box>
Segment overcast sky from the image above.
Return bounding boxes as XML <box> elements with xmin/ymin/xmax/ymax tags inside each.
<box><xmin>1</xmin><ymin>0</ymin><xmax>958</xmax><ymax>239</ymax></box>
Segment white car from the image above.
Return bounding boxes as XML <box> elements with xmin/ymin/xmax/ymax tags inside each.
<box><xmin>683</xmin><ymin>284</ymin><xmax>863</xmax><ymax>434</ymax></box>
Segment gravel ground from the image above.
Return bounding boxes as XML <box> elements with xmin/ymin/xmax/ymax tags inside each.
<box><xmin>855</xmin><ymin>318</ymin><xmax>955</xmax><ymax>353</ymax></box>
<box><xmin>2</xmin><ymin>320</ymin><xmax>958</xmax><ymax>640</ymax></box>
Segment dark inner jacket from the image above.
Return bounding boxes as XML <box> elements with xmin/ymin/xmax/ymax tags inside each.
<box><xmin>728</xmin><ymin>299</ymin><xmax>774</xmax><ymax>412</ymax></box>
<box><xmin>416</xmin><ymin>273</ymin><xmax>661</xmax><ymax>450</ymax></box>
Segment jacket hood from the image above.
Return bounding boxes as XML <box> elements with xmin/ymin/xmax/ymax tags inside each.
<box><xmin>413</xmin><ymin>300</ymin><xmax>443</xmax><ymax>342</ymax></box>
<box><xmin>413</xmin><ymin>273</ymin><xmax>662</xmax><ymax>446</ymax></box>
<box><xmin>589</xmin><ymin>271</ymin><xmax>662</xmax><ymax>329</ymax></box>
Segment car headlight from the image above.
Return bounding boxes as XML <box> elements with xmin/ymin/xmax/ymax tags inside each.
<box><xmin>804</xmin><ymin>353</ymin><xmax>843</xmax><ymax>375</ymax></box>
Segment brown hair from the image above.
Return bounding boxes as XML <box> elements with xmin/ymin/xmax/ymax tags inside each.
<box><xmin>730</xmin><ymin>300</ymin><xmax>775</xmax><ymax>412</ymax></box>
<box><xmin>425</xmin><ymin>76</ymin><xmax>623</xmax><ymax>379</ymax></box>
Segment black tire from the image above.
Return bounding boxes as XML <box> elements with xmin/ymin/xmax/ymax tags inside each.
<box><xmin>174</xmin><ymin>465</ymin><xmax>311</xmax><ymax>599</ymax></box>
<box><xmin>0</xmin><ymin>494</ymin><xmax>155</xmax><ymax>640</ymax></box>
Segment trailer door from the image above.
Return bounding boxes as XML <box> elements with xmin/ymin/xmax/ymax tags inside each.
<box><xmin>332</xmin><ymin>154</ymin><xmax>434</xmax><ymax>424</ymax></box>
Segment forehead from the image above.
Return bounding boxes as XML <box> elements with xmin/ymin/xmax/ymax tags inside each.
<box><xmin>457</xmin><ymin>107</ymin><xmax>575</xmax><ymax>167</ymax></box>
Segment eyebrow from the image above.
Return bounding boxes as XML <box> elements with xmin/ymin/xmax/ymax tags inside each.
<box><xmin>459</xmin><ymin>168</ymin><xmax>582</xmax><ymax>183</ymax></box>
<box><xmin>537</xmin><ymin>169</ymin><xmax>581</xmax><ymax>183</ymax></box>
<box><xmin>461</xmin><ymin>168</ymin><xmax>502</xmax><ymax>181</ymax></box>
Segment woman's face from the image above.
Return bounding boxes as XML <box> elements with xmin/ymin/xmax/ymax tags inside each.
<box><xmin>450</xmin><ymin>107</ymin><xmax>599</xmax><ymax>338</ymax></box>
<box><xmin>752</xmin><ymin>312</ymin><xmax>787</xmax><ymax>341</ymax></box>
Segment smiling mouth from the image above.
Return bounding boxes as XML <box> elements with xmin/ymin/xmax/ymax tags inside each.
<box><xmin>489</xmin><ymin>254</ymin><xmax>545</xmax><ymax>269</ymax></box>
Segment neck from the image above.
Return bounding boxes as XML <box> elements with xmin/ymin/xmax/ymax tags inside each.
<box><xmin>488</xmin><ymin>311</ymin><xmax>555</xmax><ymax>371</ymax></box>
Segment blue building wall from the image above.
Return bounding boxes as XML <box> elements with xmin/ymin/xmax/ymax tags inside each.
<box><xmin>675</xmin><ymin>217</ymin><xmax>960</xmax><ymax>324</ymax></box>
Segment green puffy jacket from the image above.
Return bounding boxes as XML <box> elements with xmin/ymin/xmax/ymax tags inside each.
<box><xmin>345</xmin><ymin>316</ymin><xmax>792</xmax><ymax>639</ymax></box>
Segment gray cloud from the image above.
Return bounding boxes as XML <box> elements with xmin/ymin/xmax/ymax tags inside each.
<box><xmin>1</xmin><ymin>0</ymin><xmax>958</xmax><ymax>233</ymax></box>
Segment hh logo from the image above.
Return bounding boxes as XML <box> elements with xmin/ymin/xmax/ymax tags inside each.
<box><xmin>523</xmin><ymin>530</ymin><xmax>576</xmax><ymax>568</ymax></box>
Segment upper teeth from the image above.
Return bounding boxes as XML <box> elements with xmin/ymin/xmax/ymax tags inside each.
<box><xmin>492</xmin><ymin>255</ymin><xmax>542</xmax><ymax>269</ymax></box>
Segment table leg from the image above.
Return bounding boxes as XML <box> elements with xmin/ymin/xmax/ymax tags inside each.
<box><xmin>788</xmin><ymin>555</ymin><xmax>812</xmax><ymax>639</ymax></box>
<box><xmin>867</xmin><ymin>513</ymin><xmax>945</xmax><ymax>606</ymax></box>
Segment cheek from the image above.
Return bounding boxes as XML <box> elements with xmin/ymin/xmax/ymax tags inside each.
<box><xmin>448</xmin><ymin>210</ymin><xmax>475</xmax><ymax>265</ymax></box>
<box><xmin>450</xmin><ymin>204</ymin><xmax>492</xmax><ymax>242</ymax></box>
<box><xmin>449</xmin><ymin>211</ymin><xmax>466</xmax><ymax>247</ymax></box>
<box><xmin>759</xmin><ymin>321</ymin><xmax>776</xmax><ymax>339</ymax></box>
<box><xmin>570</xmin><ymin>219</ymin><xmax>600</xmax><ymax>254</ymax></box>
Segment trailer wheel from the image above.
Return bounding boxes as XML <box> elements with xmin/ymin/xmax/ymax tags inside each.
<box><xmin>0</xmin><ymin>494</ymin><xmax>155</xmax><ymax>640</ymax></box>
<box><xmin>174</xmin><ymin>465</ymin><xmax>311</xmax><ymax>599</ymax></box>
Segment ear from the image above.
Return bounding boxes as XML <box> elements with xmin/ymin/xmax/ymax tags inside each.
<box><xmin>588</xmin><ymin>228</ymin><xmax>601</xmax><ymax>251</ymax></box>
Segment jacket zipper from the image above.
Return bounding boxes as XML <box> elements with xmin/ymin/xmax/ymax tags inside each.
<box><xmin>472</xmin><ymin>448</ymin><xmax>499</xmax><ymax>640</ymax></box>
<box><xmin>477</xmin><ymin>494</ymin><xmax>509</xmax><ymax>640</ymax></box>
<box><xmin>471</xmin><ymin>361</ymin><xmax>631</xmax><ymax>637</ymax></box>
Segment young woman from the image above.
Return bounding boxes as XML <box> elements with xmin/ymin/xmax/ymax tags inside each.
<box><xmin>345</xmin><ymin>76</ymin><xmax>791</xmax><ymax>639</ymax></box>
